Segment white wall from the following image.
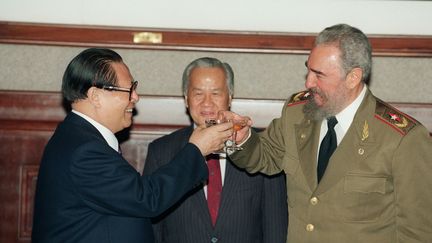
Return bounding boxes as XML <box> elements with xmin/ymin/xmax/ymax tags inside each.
<box><xmin>1</xmin><ymin>0</ymin><xmax>432</xmax><ymax>35</ymax></box>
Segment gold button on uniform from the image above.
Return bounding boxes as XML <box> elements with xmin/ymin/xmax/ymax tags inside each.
<box><xmin>306</xmin><ymin>224</ymin><xmax>314</xmax><ymax>232</ymax></box>
<box><xmin>301</xmin><ymin>134</ymin><xmax>306</xmax><ymax>139</ymax></box>
<box><xmin>310</xmin><ymin>197</ymin><xmax>318</xmax><ymax>205</ymax></box>
<box><xmin>358</xmin><ymin>148</ymin><xmax>365</xmax><ymax>155</ymax></box>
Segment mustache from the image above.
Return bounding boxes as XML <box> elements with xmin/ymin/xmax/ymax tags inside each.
<box><xmin>308</xmin><ymin>88</ymin><xmax>327</xmax><ymax>101</ymax></box>
<box><xmin>308</xmin><ymin>88</ymin><xmax>319</xmax><ymax>96</ymax></box>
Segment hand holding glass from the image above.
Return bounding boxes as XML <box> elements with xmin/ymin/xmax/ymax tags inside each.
<box><xmin>227</xmin><ymin>118</ymin><xmax>247</xmax><ymax>151</ymax></box>
<box><xmin>205</xmin><ymin>116</ymin><xmax>247</xmax><ymax>153</ymax></box>
<box><xmin>205</xmin><ymin>118</ymin><xmax>226</xmax><ymax>154</ymax></box>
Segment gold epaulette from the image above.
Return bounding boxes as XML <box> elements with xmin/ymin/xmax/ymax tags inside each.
<box><xmin>374</xmin><ymin>99</ymin><xmax>417</xmax><ymax>135</ymax></box>
<box><xmin>287</xmin><ymin>90</ymin><xmax>311</xmax><ymax>107</ymax></box>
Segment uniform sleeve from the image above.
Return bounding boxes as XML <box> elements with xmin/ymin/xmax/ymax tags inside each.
<box><xmin>261</xmin><ymin>172</ymin><xmax>288</xmax><ymax>243</ymax></box>
<box><xmin>392</xmin><ymin>125</ymin><xmax>432</xmax><ymax>242</ymax></box>
<box><xmin>230</xmin><ymin>101</ymin><xmax>290</xmax><ymax>175</ymax></box>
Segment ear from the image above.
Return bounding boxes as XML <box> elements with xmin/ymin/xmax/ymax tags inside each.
<box><xmin>184</xmin><ymin>95</ymin><xmax>189</xmax><ymax>108</ymax></box>
<box><xmin>228</xmin><ymin>95</ymin><xmax>233</xmax><ymax>108</ymax></box>
<box><xmin>87</xmin><ymin>87</ymin><xmax>102</xmax><ymax>108</ymax></box>
<box><xmin>346</xmin><ymin>68</ymin><xmax>363</xmax><ymax>89</ymax></box>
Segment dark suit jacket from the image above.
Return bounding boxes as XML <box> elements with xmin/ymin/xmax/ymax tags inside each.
<box><xmin>32</xmin><ymin>113</ymin><xmax>208</xmax><ymax>243</ymax></box>
<box><xmin>144</xmin><ymin>126</ymin><xmax>288</xmax><ymax>243</ymax></box>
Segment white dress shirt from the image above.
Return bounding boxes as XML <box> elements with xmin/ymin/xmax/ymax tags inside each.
<box><xmin>72</xmin><ymin>110</ymin><xmax>120</xmax><ymax>153</ymax></box>
<box><xmin>318</xmin><ymin>85</ymin><xmax>367</xmax><ymax>152</ymax></box>
<box><xmin>195</xmin><ymin>123</ymin><xmax>227</xmax><ymax>198</ymax></box>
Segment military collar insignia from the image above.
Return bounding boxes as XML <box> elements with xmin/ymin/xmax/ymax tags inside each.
<box><xmin>287</xmin><ymin>90</ymin><xmax>310</xmax><ymax>107</ymax></box>
<box><xmin>361</xmin><ymin>120</ymin><xmax>369</xmax><ymax>141</ymax></box>
<box><xmin>374</xmin><ymin>99</ymin><xmax>417</xmax><ymax>136</ymax></box>
<box><xmin>387</xmin><ymin>112</ymin><xmax>409</xmax><ymax>128</ymax></box>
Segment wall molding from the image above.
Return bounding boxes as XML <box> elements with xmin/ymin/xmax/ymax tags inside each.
<box><xmin>1</xmin><ymin>21</ymin><xmax>432</xmax><ymax>57</ymax></box>
<box><xmin>1</xmin><ymin>90</ymin><xmax>431</xmax><ymax>132</ymax></box>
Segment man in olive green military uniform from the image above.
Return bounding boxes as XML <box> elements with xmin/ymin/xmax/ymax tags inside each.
<box><xmin>223</xmin><ymin>24</ymin><xmax>432</xmax><ymax>242</ymax></box>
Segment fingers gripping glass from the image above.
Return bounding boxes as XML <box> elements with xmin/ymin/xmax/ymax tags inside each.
<box><xmin>205</xmin><ymin>118</ymin><xmax>247</xmax><ymax>153</ymax></box>
<box><xmin>98</xmin><ymin>81</ymin><xmax>138</xmax><ymax>100</ymax></box>
<box><xmin>205</xmin><ymin>119</ymin><xmax>225</xmax><ymax>154</ymax></box>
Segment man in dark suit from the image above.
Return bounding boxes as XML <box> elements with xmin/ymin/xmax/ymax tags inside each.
<box><xmin>144</xmin><ymin>57</ymin><xmax>288</xmax><ymax>243</ymax></box>
<box><xmin>31</xmin><ymin>48</ymin><xmax>233</xmax><ymax>243</ymax></box>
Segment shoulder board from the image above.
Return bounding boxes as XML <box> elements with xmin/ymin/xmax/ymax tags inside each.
<box><xmin>287</xmin><ymin>90</ymin><xmax>311</xmax><ymax>107</ymax></box>
<box><xmin>374</xmin><ymin>99</ymin><xmax>418</xmax><ymax>135</ymax></box>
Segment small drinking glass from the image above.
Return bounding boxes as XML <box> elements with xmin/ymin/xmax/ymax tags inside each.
<box><xmin>205</xmin><ymin>118</ymin><xmax>225</xmax><ymax>154</ymax></box>
<box><xmin>226</xmin><ymin>119</ymin><xmax>247</xmax><ymax>152</ymax></box>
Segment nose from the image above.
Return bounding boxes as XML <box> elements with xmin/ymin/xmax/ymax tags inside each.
<box><xmin>203</xmin><ymin>93</ymin><xmax>213</xmax><ymax>106</ymax></box>
<box><xmin>130</xmin><ymin>90</ymin><xmax>140</xmax><ymax>104</ymax></box>
<box><xmin>305</xmin><ymin>72</ymin><xmax>316</xmax><ymax>89</ymax></box>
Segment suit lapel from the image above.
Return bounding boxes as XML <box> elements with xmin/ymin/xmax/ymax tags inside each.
<box><xmin>184</xmin><ymin>126</ymin><xmax>215</xmax><ymax>229</ymax></box>
<box><xmin>296</xmin><ymin>119</ymin><xmax>321</xmax><ymax>191</ymax></box>
<box><xmin>213</xmin><ymin>157</ymin><xmax>250</xmax><ymax>228</ymax></box>
<box><xmin>314</xmin><ymin>123</ymin><xmax>360</xmax><ymax>194</ymax></box>
<box><xmin>189</xmin><ymin>185</ymin><xmax>214</xmax><ymax>228</ymax></box>
<box><xmin>215</xmin><ymin>159</ymin><xmax>235</xmax><ymax>226</ymax></box>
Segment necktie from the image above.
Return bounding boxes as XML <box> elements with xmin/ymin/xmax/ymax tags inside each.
<box><xmin>206</xmin><ymin>154</ymin><xmax>222</xmax><ymax>226</ymax></box>
<box><xmin>317</xmin><ymin>116</ymin><xmax>338</xmax><ymax>183</ymax></box>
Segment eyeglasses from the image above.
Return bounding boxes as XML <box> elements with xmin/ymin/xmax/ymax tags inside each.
<box><xmin>98</xmin><ymin>81</ymin><xmax>138</xmax><ymax>100</ymax></box>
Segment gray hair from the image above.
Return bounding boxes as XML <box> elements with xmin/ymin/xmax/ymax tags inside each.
<box><xmin>315</xmin><ymin>24</ymin><xmax>372</xmax><ymax>83</ymax></box>
<box><xmin>182</xmin><ymin>57</ymin><xmax>234</xmax><ymax>96</ymax></box>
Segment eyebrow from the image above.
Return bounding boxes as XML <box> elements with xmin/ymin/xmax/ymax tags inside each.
<box><xmin>305</xmin><ymin>61</ymin><xmax>325</xmax><ymax>76</ymax></box>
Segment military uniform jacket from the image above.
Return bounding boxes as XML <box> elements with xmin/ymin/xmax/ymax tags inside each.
<box><xmin>230</xmin><ymin>89</ymin><xmax>432</xmax><ymax>243</ymax></box>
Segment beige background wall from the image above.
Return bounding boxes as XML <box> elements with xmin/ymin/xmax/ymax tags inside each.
<box><xmin>1</xmin><ymin>43</ymin><xmax>431</xmax><ymax>103</ymax></box>
<box><xmin>2</xmin><ymin>1</ymin><xmax>432</xmax><ymax>35</ymax></box>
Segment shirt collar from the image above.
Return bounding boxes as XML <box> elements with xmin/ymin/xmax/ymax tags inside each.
<box><xmin>334</xmin><ymin>85</ymin><xmax>367</xmax><ymax>134</ymax></box>
<box><xmin>72</xmin><ymin>110</ymin><xmax>119</xmax><ymax>152</ymax></box>
<box><xmin>193</xmin><ymin>123</ymin><xmax>227</xmax><ymax>157</ymax></box>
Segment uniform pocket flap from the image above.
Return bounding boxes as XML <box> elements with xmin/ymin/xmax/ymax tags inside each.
<box><xmin>344</xmin><ymin>175</ymin><xmax>387</xmax><ymax>194</ymax></box>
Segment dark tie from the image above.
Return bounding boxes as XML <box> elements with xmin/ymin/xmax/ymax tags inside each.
<box><xmin>206</xmin><ymin>154</ymin><xmax>222</xmax><ymax>226</ymax></box>
<box><xmin>317</xmin><ymin>116</ymin><xmax>338</xmax><ymax>183</ymax></box>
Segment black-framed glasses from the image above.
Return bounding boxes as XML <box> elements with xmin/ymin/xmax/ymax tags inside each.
<box><xmin>99</xmin><ymin>81</ymin><xmax>138</xmax><ymax>100</ymax></box>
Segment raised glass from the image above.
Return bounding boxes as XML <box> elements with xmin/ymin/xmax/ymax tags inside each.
<box><xmin>205</xmin><ymin>116</ymin><xmax>247</xmax><ymax>153</ymax></box>
<box><xmin>205</xmin><ymin>118</ymin><xmax>225</xmax><ymax>154</ymax></box>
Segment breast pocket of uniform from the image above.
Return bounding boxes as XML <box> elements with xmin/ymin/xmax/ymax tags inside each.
<box><xmin>342</xmin><ymin>174</ymin><xmax>392</xmax><ymax>222</ymax></box>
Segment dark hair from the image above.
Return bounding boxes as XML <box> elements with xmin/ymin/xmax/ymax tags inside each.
<box><xmin>182</xmin><ymin>57</ymin><xmax>234</xmax><ymax>96</ymax></box>
<box><xmin>315</xmin><ymin>24</ymin><xmax>372</xmax><ymax>83</ymax></box>
<box><xmin>62</xmin><ymin>48</ymin><xmax>123</xmax><ymax>103</ymax></box>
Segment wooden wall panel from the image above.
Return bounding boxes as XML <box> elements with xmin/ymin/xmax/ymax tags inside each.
<box><xmin>19</xmin><ymin>165</ymin><xmax>39</xmax><ymax>240</ymax></box>
<box><xmin>0</xmin><ymin>90</ymin><xmax>431</xmax><ymax>242</ymax></box>
<box><xmin>1</xmin><ymin>21</ymin><xmax>432</xmax><ymax>56</ymax></box>
<box><xmin>0</xmin><ymin>129</ymin><xmax>54</xmax><ymax>243</ymax></box>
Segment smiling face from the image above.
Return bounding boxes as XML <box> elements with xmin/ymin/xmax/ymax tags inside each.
<box><xmin>185</xmin><ymin>67</ymin><xmax>232</xmax><ymax>126</ymax></box>
<box><xmin>97</xmin><ymin>62</ymin><xmax>139</xmax><ymax>133</ymax></box>
<box><xmin>304</xmin><ymin>44</ymin><xmax>353</xmax><ymax>119</ymax></box>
